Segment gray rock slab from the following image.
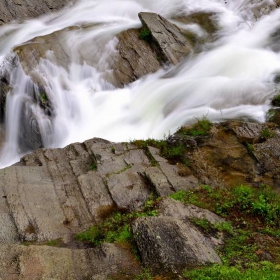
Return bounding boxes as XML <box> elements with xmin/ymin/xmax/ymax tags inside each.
<box><xmin>139</xmin><ymin>12</ymin><xmax>192</xmax><ymax>65</ymax></box>
<box><xmin>159</xmin><ymin>161</ymin><xmax>198</xmax><ymax>191</ymax></box>
<box><xmin>132</xmin><ymin>216</ymin><xmax>221</xmax><ymax>273</ymax></box>
<box><xmin>143</xmin><ymin>167</ymin><xmax>174</xmax><ymax>196</ymax></box>
<box><xmin>113</xmin><ymin>28</ymin><xmax>161</xmax><ymax>86</ymax></box>
<box><xmin>0</xmin><ymin>166</ymin><xmax>70</xmax><ymax>242</ymax></box>
<box><xmin>159</xmin><ymin>198</ymin><xmax>225</xmax><ymax>225</ymax></box>
<box><xmin>106</xmin><ymin>169</ymin><xmax>151</xmax><ymax>211</ymax></box>
<box><xmin>77</xmin><ymin>172</ymin><xmax>114</xmax><ymax>220</ymax></box>
<box><xmin>0</xmin><ymin>0</ymin><xmax>72</xmax><ymax>25</ymax></box>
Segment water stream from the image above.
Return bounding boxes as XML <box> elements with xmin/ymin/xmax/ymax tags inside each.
<box><xmin>0</xmin><ymin>0</ymin><xmax>280</xmax><ymax>167</ymax></box>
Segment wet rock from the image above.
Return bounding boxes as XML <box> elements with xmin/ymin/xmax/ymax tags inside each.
<box><xmin>0</xmin><ymin>0</ymin><xmax>72</xmax><ymax>25</ymax></box>
<box><xmin>266</xmin><ymin>108</ymin><xmax>280</xmax><ymax>125</ymax></box>
<box><xmin>175</xmin><ymin>12</ymin><xmax>218</xmax><ymax>35</ymax></box>
<box><xmin>139</xmin><ymin>12</ymin><xmax>193</xmax><ymax>65</ymax></box>
<box><xmin>132</xmin><ymin>216</ymin><xmax>221</xmax><ymax>274</ymax></box>
<box><xmin>113</xmin><ymin>29</ymin><xmax>161</xmax><ymax>87</ymax></box>
<box><xmin>0</xmin><ymin>78</ymin><xmax>10</xmax><ymax>122</ymax></box>
<box><xmin>271</xmin><ymin>94</ymin><xmax>280</xmax><ymax>106</ymax></box>
<box><xmin>251</xmin><ymin>0</ymin><xmax>280</xmax><ymax>20</ymax></box>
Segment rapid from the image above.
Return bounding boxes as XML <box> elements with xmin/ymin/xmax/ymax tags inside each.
<box><xmin>0</xmin><ymin>0</ymin><xmax>279</xmax><ymax>167</ymax></box>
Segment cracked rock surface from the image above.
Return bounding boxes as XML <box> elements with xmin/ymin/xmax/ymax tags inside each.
<box><xmin>0</xmin><ymin>0</ymin><xmax>72</xmax><ymax>25</ymax></box>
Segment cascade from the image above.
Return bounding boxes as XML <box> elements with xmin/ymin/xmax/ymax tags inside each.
<box><xmin>0</xmin><ymin>0</ymin><xmax>279</xmax><ymax>167</ymax></box>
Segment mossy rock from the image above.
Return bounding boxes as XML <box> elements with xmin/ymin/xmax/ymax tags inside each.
<box><xmin>266</xmin><ymin>108</ymin><xmax>280</xmax><ymax>125</ymax></box>
<box><xmin>271</xmin><ymin>94</ymin><xmax>280</xmax><ymax>106</ymax></box>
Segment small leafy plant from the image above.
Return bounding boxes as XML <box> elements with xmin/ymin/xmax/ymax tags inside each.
<box><xmin>139</xmin><ymin>27</ymin><xmax>151</xmax><ymax>41</ymax></box>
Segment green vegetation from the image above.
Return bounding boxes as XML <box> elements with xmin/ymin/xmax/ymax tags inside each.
<box><xmin>183</xmin><ymin>262</ymin><xmax>280</xmax><ymax>280</ymax></box>
<box><xmin>177</xmin><ymin>117</ymin><xmax>212</xmax><ymax>137</ymax></box>
<box><xmin>40</xmin><ymin>92</ymin><xmax>47</xmax><ymax>103</ymax></box>
<box><xmin>246</xmin><ymin>142</ymin><xmax>254</xmax><ymax>155</ymax></box>
<box><xmin>169</xmin><ymin>185</ymin><xmax>280</xmax><ymax>279</ymax></box>
<box><xmin>132</xmin><ymin>138</ymin><xmax>190</xmax><ymax>166</ymax></box>
<box><xmin>271</xmin><ymin>94</ymin><xmax>280</xmax><ymax>106</ymax></box>
<box><xmin>139</xmin><ymin>27</ymin><xmax>152</xmax><ymax>41</ymax></box>
<box><xmin>134</xmin><ymin>268</ymin><xmax>153</xmax><ymax>280</ymax></box>
<box><xmin>75</xmin><ymin>198</ymin><xmax>158</xmax><ymax>247</ymax></box>
<box><xmin>45</xmin><ymin>239</ymin><xmax>61</xmax><ymax>246</ymax></box>
<box><xmin>90</xmin><ymin>163</ymin><xmax>97</xmax><ymax>170</ymax></box>
<box><xmin>132</xmin><ymin>117</ymin><xmax>211</xmax><ymax>166</ymax></box>
<box><xmin>260</xmin><ymin>127</ymin><xmax>275</xmax><ymax>139</ymax></box>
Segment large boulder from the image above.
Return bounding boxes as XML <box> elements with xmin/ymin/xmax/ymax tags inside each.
<box><xmin>138</xmin><ymin>12</ymin><xmax>193</xmax><ymax>65</ymax></box>
<box><xmin>0</xmin><ymin>137</ymin><xmax>200</xmax><ymax>244</ymax></box>
<box><xmin>132</xmin><ymin>216</ymin><xmax>221</xmax><ymax>274</ymax></box>
<box><xmin>113</xmin><ymin>12</ymin><xmax>194</xmax><ymax>86</ymax></box>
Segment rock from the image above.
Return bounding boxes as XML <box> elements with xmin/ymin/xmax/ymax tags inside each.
<box><xmin>251</xmin><ymin>0</ymin><xmax>280</xmax><ymax>20</ymax></box>
<box><xmin>0</xmin><ymin>243</ymin><xmax>140</xmax><ymax>280</ymax></box>
<box><xmin>139</xmin><ymin>12</ymin><xmax>193</xmax><ymax>65</ymax></box>
<box><xmin>271</xmin><ymin>94</ymin><xmax>280</xmax><ymax>106</ymax></box>
<box><xmin>158</xmin><ymin>198</ymin><xmax>225</xmax><ymax>226</ymax></box>
<box><xmin>132</xmin><ymin>216</ymin><xmax>221</xmax><ymax>274</ymax></box>
<box><xmin>147</xmin><ymin>146</ymin><xmax>199</xmax><ymax>192</ymax></box>
<box><xmin>0</xmin><ymin>78</ymin><xmax>10</xmax><ymax>122</ymax></box>
<box><xmin>143</xmin><ymin>166</ymin><xmax>175</xmax><ymax>197</ymax></box>
<box><xmin>113</xmin><ymin>12</ymin><xmax>194</xmax><ymax>86</ymax></box>
<box><xmin>113</xmin><ymin>29</ymin><xmax>161</xmax><ymax>87</ymax></box>
<box><xmin>253</xmin><ymin>135</ymin><xmax>280</xmax><ymax>187</ymax></box>
<box><xmin>0</xmin><ymin>0</ymin><xmax>72</xmax><ymax>25</ymax></box>
<box><xmin>229</xmin><ymin>121</ymin><xmax>265</xmax><ymax>144</ymax></box>
<box><xmin>174</xmin><ymin>12</ymin><xmax>218</xmax><ymax>34</ymax></box>
<box><xmin>0</xmin><ymin>137</ymin><xmax>203</xmax><ymax>243</ymax></box>
<box><xmin>266</xmin><ymin>108</ymin><xmax>280</xmax><ymax>125</ymax></box>
<box><xmin>191</xmin><ymin>123</ymin><xmax>257</xmax><ymax>187</ymax></box>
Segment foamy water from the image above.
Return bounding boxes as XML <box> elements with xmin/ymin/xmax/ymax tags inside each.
<box><xmin>0</xmin><ymin>0</ymin><xmax>279</xmax><ymax>167</ymax></box>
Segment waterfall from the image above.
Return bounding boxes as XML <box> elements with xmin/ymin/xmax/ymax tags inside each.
<box><xmin>0</xmin><ymin>0</ymin><xmax>279</xmax><ymax>167</ymax></box>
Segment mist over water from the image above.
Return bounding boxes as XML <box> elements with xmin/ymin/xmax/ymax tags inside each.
<box><xmin>0</xmin><ymin>0</ymin><xmax>280</xmax><ymax>167</ymax></box>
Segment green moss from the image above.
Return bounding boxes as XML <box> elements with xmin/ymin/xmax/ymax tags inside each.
<box><xmin>246</xmin><ymin>142</ymin><xmax>254</xmax><ymax>155</ymax></box>
<box><xmin>139</xmin><ymin>27</ymin><xmax>151</xmax><ymax>41</ymax></box>
<box><xmin>40</xmin><ymin>92</ymin><xmax>47</xmax><ymax>104</ymax></box>
<box><xmin>90</xmin><ymin>163</ymin><xmax>97</xmax><ymax>170</ymax></box>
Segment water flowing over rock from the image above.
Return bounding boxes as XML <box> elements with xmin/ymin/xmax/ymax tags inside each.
<box><xmin>138</xmin><ymin>12</ymin><xmax>193</xmax><ymax>65</ymax></box>
<box><xmin>0</xmin><ymin>0</ymin><xmax>72</xmax><ymax>24</ymax></box>
<box><xmin>113</xmin><ymin>12</ymin><xmax>194</xmax><ymax>86</ymax></box>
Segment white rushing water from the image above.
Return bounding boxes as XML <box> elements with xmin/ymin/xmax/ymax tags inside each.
<box><xmin>0</xmin><ymin>0</ymin><xmax>280</xmax><ymax>167</ymax></box>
